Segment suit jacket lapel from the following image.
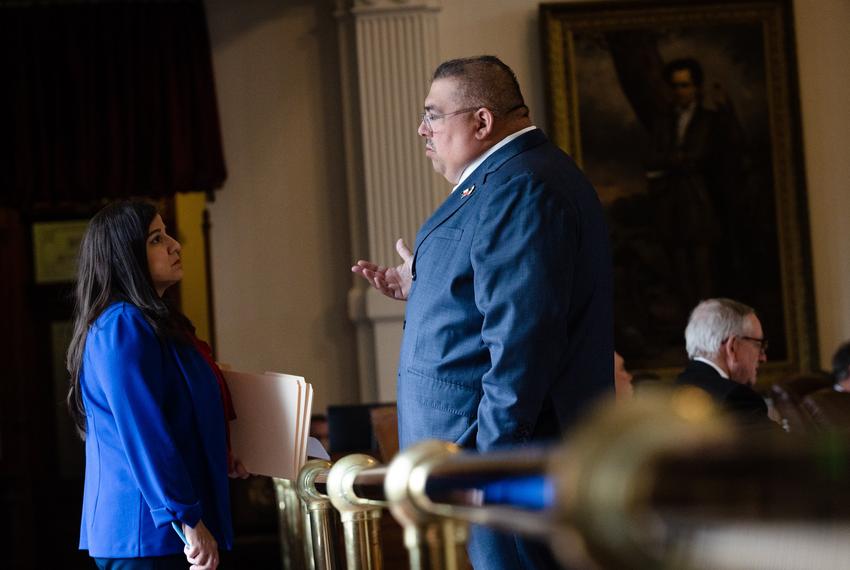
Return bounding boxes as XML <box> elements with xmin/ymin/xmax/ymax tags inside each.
<box><xmin>414</xmin><ymin>179</ymin><xmax>475</xmax><ymax>249</ymax></box>
<box><xmin>412</xmin><ymin>129</ymin><xmax>548</xmax><ymax>274</ymax></box>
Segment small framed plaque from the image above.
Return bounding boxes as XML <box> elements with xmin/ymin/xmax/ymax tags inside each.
<box><xmin>32</xmin><ymin>220</ymin><xmax>88</xmax><ymax>284</ymax></box>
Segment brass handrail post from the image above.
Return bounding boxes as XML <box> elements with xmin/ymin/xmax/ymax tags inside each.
<box><xmin>384</xmin><ymin>440</ymin><xmax>468</xmax><ymax>570</ymax></box>
<box><xmin>296</xmin><ymin>460</ymin><xmax>339</xmax><ymax>570</ymax></box>
<box><xmin>273</xmin><ymin>477</ymin><xmax>310</xmax><ymax>570</ymax></box>
<box><xmin>326</xmin><ymin>454</ymin><xmax>386</xmax><ymax>570</ymax></box>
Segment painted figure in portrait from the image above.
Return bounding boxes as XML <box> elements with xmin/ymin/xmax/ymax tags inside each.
<box><xmin>570</xmin><ymin>24</ymin><xmax>785</xmax><ymax>368</ymax></box>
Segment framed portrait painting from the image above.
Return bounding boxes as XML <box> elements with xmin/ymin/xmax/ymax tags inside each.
<box><xmin>540</xmin><ymin>0</ymin><xmax>816</xmax><ymax>381</ymax></box>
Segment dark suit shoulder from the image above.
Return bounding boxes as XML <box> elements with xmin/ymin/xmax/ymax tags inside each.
<box><xmin>482</xmin><ymin>130</ymin><xmax>575</xmax><ymax>180</ymax></box>
<box><xmin>675</xmin><ymin>360</ymin><xmax>738</xmax><ymax>400</ymax></box>
<box><xmin>676</xmin><ymin>360</ymin><xmax>771</xmax><ymax>428</ymax></box>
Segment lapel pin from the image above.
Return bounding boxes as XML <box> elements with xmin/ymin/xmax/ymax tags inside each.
<box><xmin>461</xmin><ymin>184</ymin><xmax>475</xmax><ymax>198</ymax></box>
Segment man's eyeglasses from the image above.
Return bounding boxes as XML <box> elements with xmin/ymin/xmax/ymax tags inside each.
<box><xmin>740</xmin><ymin>336</ymin><xmax>769</xmax><ymax>355</ymax></box>
<box><xmin>419</xmin><ymin>107</ymin><xmax>479</xmax><ymax>130</ymax></box>
<box><xmin>419</xmin><ymin>103</ymin><xmax>528</xmax><ymax>131</ymax></box>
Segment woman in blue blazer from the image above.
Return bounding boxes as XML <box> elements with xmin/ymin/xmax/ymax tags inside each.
<box><xmin>67</xmin><ymin>201</ymin><xmax>235</xmax><ymax>570</ymax></box>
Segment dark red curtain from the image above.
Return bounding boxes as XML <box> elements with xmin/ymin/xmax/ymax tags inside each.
<box><xmin>0</xmin><ymin>0</ymin><xmax>226</xmax><ymax>208</ymax></box>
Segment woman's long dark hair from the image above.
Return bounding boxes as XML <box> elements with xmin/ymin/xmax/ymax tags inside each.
<box><xmin>66</xmin><ymin>200</ymin><xmax>193</xmax><ymax>435</ymax></box>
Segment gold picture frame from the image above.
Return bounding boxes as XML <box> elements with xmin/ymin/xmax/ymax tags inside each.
<box><xmin>540</xmin><ymin>0</ymin><xmax>816</xmax><ymax>382</ymax></box>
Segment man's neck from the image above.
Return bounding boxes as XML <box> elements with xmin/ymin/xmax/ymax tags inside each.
<box><xmin>451</xmin><ymin>124</ymin><xmax>536</xmax><ymax>191</ymax></box>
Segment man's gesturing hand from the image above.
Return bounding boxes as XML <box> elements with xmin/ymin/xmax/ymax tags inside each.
<box><xmin>351</xmin><ymin>239</ymin><xmax>413</xmax><ymax>301</ymax></box>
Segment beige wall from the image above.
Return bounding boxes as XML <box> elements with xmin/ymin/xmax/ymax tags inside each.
<box><xmin>204</xmin><ymin>0</ymin><xmax>850</xmax><ymax>413</ymax></box>
<box><xmin>205</xmin><ymin>0</ymin><xmax>359</xmax><ymax>414</ymax></box>
<box><xmin>794</xmin><ymin>0</ymin><xmax>850</xmax><ymax>367</ymax></box>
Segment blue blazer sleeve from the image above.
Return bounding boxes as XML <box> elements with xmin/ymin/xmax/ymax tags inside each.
<box><xmin>85</xmin><ymin>306</ymin><xmax>202</xmax><ymax>528</ymax></box>
<box><xmin>471</xmin><ymin>172</ymin><xmax>575</xmax><ymax>450</ymax></box>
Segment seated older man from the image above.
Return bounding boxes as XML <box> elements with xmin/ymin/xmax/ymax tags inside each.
<box><xmin>675</xmin><ymin>298</ymin><xmax>776</xmax><ymax>429</ymax></box>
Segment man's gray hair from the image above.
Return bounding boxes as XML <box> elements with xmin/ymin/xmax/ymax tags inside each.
<box><xmin>685</xmin><ymin>298</ymin><xmax>756</xmax><ymax>359</ymax></box>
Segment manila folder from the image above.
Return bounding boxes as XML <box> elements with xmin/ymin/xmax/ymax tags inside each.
<box><xmin>224</xmin><ymin>369</ymin><xmax>309</xmax><ymax>480</ymax></box>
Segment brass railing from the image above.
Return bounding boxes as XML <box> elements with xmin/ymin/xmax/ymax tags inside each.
<box><xmin>296</xmin><ymin>459</ymin><xmax>339</xmax><ymax>570</ymax></box>
<box><xmin>327</xmin><ymin>453</ymin><xmax>387</xmax><ymax>570</ymax></box>
<box><xmin>281</xmin><ymin>388</ymin><xmax>850</xmax><ymax>569</ymax></box>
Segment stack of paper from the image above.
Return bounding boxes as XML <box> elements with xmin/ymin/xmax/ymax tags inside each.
<box><xmin>223</xmin><ymin>370</ymin><xmax>313</xmax><ymax>480</ymax></box>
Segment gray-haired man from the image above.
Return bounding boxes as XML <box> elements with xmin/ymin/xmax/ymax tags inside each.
<box><xmin>675</xmin><ymin>298</ymin><xmax>774</xmax><ymax>428</ymax></box>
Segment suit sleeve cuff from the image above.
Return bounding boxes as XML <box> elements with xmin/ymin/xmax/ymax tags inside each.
<box><xmin>150</xmin><ymin>501</ymin><xmax>202</xmax><ymax>528</ymax></box>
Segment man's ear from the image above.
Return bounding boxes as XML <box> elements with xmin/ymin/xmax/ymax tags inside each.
<box><xmin>723</xmin><ymin>336</ymin><xmax>739</xmax><ymax>365</ymax></box>
<box><xmin>473</xmin><ymin>107</ymin><xmax>495</xmax><ymax>140</ymax></box>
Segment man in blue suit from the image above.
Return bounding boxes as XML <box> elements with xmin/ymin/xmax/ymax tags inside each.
<box><xmin>353</xmin><ymin>56</ymin><xmax>613</xmax><ymax>568</ymax></box>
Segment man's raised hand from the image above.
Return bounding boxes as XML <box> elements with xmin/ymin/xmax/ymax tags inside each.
<box><xmin>351</xmin><ymin>238</ymin><xmax>413</xmax><ymax>301</ymax></box>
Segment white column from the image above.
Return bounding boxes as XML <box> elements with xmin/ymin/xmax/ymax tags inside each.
<box><xmin>336</xmin><ymin>0</ymin><xmax>444</xmax><ymax>402</ymax></box>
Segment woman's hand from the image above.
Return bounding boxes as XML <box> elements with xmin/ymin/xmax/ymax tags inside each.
<box><xmin>228</xmin><ymin>451</ymin><xmax>250</xmax><ymax>479</ymax></box>
<box><xmin>183</xmin><ymin>520</ymin><xmax>219</xmax><ymax>570</ymax></box>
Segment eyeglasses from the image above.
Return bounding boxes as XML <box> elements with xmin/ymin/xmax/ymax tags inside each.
<box><xmin>419</xmin><ymin>103</ymin><xmax>528</xmax><ymax>131</ymax></box>
<box><xmin>419</xmin><ymin>106</ymin><xmax>479</xmax><ymax>130</ymax></box>
<box><xmin>740</xmin><ymin>336</ymin><xmax>769</xmax><ymax>355</ymax></box>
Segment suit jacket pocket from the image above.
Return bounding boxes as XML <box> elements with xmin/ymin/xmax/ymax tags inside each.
<box><xmin>414</xmin><ymin>226</ymin><xmax>464</xmax><ymax>283</ymax></box>
<box><xmin>429</xmin><ymin>226</ymin><xmax>463</xmax><ymax>241</ymax></box>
